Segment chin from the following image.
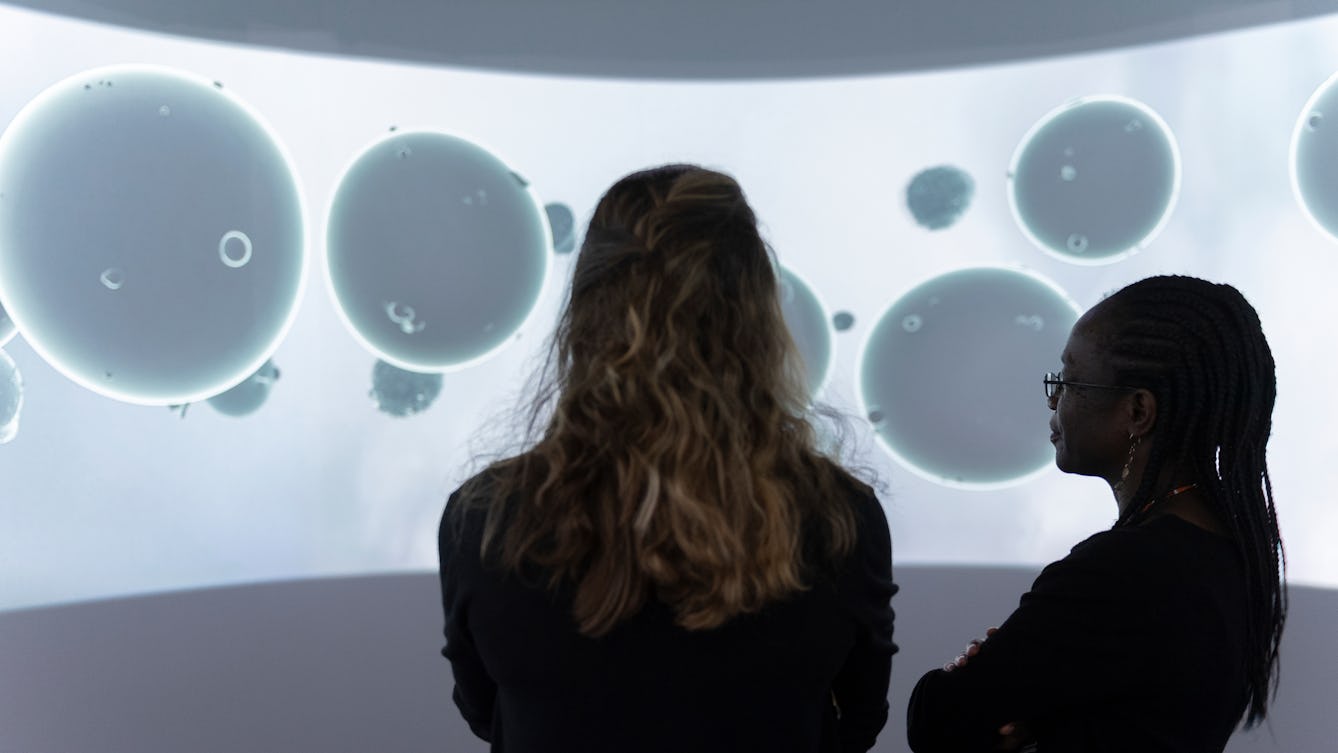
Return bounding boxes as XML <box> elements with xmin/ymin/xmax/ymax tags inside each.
<box><xmin>1051</xmin><ymin>443</ymin><xmax>1071</xmax><ymax>474</ymax></box>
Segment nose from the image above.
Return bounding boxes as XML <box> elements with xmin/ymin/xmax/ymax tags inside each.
<box><xmin>1046</xmin><ymin>391</ymin><xmax>1059</xmax><ymax>411</ymax></box>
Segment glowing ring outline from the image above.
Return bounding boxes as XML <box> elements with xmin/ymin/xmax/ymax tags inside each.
<box><xmin>219</xmin><ymin>230</ymin><xmax>253</xmax><ymax>268</ymax></box>
<box><xmin>100</xmin><ymin>267</ymin><xmax>126</xmax><ymax>290</ymax></box>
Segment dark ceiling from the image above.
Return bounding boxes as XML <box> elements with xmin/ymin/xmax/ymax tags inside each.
<box><xmin>6</xmin><ymin>0</ymin><xmax>1338</xmax><ymax>78</ymax></box>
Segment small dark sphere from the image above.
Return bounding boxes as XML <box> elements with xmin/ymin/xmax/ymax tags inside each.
<box><xmin>906</xmin><ymin>165</ymin><xmax>975</xmax><ymax>230</ymax></box>
<box><xmin>833</xmin><ymin>311</ymin><xmax>855</xmax><ymax>332</ymax></box>
<box><xmin>545</xmin><ymin>202</ymin><xmax>577</xmax><ymax>254</ymax></box>
<box><xmin>207</xmin><ymin>359</ymin><xmax>280</xmax><ymax>418</ymax></box>
<box><xmin>371</xmin><ymin>359</ymin><xmax>443</xmax><ymax>417</ymax></box>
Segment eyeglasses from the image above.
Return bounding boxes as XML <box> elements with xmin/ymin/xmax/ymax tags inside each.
<box><xmin>1043</xmin><ymin>371</ymin><xmax>1137</xmax><ymax>400</ymax></box>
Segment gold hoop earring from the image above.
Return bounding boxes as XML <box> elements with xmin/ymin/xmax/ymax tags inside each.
<box><xmin>1113</xmin><ymin>434</ymin><xmax>1142</xmax><ymax>499</ymax></box>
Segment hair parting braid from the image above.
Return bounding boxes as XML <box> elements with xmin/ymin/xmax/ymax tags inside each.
<box><xmin>1097</xmin><ymin>276</ymin><xmax>1285</xmax><ymax>728</ymax></box>
<box><xmin>1109</xmin><ymin>308</ymin><xmax>1187</xmax><ymax>526</ymax></box>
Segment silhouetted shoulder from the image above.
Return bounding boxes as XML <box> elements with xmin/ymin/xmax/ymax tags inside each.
<box><xmin>439</xmin><ymin>468</ymin><xmax>505</xmax><ymax>564</ymax></box>
<box><xmin>1058</xmin><ymin>515</ymin><xmax>1239</xmax><ymax>584</ymax></box>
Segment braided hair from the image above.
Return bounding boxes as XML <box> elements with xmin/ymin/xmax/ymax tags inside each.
<box><xmin>1094</xmin><ymin>275</ymin><xmax>1284</xmax><ymax>728</ymax></box>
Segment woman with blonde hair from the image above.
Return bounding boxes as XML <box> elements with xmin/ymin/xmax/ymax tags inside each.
<box><xmin>438</xmin><ymin>164</ymin><xmax>896</xmax><ymax>753</ymax></box>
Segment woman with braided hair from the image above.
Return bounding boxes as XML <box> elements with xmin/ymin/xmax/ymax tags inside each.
<box><xmin>438</xmin><ymin>165</ymin><xmax>896</xmax><ymax>753</ymax></box>
<box><xmin>907</xmin><ymin>275</ymin><xmax>1286</xmax><ymax>752</ymax></box>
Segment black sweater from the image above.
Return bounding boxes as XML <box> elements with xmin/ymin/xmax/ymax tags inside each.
<box><xmin>907</xmin><ymin>515</ymin><xmax>1249</xmax><ymax>753</ymax></box>
<box><xmin>438</xmin><ymin>480</ymin><xmax>897</xmax><ymax>753</ymax></box>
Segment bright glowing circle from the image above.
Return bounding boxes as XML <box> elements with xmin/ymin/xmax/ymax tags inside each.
<box><xmin>857</xmin><ymin>267</ymin><xmax>1081</xmax><ymax>488</ymax></box>
<box><xmin>325</xmin><ymin>131</ymin><xmax>550</xmax><ymax>372</ymax></box>
<box><xmin>218</xmin><ymin>230</ymin><xmax>253</xmax><ymax>269</ymax></box>
<box><xmin>0</xmin><ymin>65</ymin><xmax>306</xmax><ymax>405</ymax></box>
<box><xmin>1289</xmin><ymin>71</ymin><xmax>1338</xmax><ymax>243</ymax></box>
<box><xmin>1008</xmin><ymin>96</ymin><xmax>1180</xmax><ymax>265</ymax></box>
<box><xmin>778</xmin><ymin>267</ymin><xmax>834</xmax><ymax>398</ymax></box>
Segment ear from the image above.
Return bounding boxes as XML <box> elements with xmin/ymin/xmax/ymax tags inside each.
<box><xmin>1126</xmin><ymin>388</ymin><xmax>1157</xmax><ymax>438</ymax></box>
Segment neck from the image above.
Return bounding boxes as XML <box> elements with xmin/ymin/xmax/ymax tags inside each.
<box><xmin>1111</xmin><ymin>453</ymin><xmax>1199</xmax><ymax>521</ymax></box>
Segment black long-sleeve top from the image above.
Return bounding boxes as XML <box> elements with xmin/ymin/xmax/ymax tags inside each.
<box><xmin>907</xmin><ymin>515</ymin><xmax>1249</xmax><ymax>753</ymax></box>
<box><xmin>438</xmin><ymin>478</ymin><xmax>897</xmax><ymax>753</ymax></box>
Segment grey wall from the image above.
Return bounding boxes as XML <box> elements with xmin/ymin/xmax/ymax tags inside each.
<box><xmin>1</xmin><ymin>568</ymin><xmax>1332</xmax><ymax>752</ymax></box>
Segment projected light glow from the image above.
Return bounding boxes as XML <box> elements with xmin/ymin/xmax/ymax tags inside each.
<box><xmin>325</xmin><ymin>130</ymin><xmax>551</xmax><ymax>373</ymax></box>
<box><xmin>857</xmin><ymin>267</ymin><xmax>1081</xmax><ymax>489</ymax></box>
<box><xmin>778</xmin><ymin>266</ymin><xmax>835</xmax><ymax>398</ymax></box>
<box><xmin>1</xmin><ymin>4</ymin><xmax>1337</xmax><ymax>612</ymax></box>
<box><xmin>0</xmin><ymin>64</ymin><xmax>307</xmax><ymax>406</ymax></box>
<box><xmin>1291</xmin><ymin>71</ymin><xmax>1338</xmax><ymax>244</ymax></box>
<box><xmin>1007</xmin><ymin>96</ymin><xmax>1181</xmax><ymax>265</ymax></box>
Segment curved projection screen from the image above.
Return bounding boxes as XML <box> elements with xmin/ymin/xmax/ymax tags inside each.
<box><xmin>1</xmin><ymin>4</ymin><xmax>1336</xmax><ymax>613</ymax></box>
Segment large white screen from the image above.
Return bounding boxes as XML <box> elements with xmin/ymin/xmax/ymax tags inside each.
<box><xmin>1</xmin><ymin>4</ymin><xmax>1334</xmax><ymax>611</ymax></box>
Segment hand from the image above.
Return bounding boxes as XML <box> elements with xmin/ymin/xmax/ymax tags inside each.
<box><xmin>942</xmin><ymin>627</ymin><xmax>997</xmax><ymax>671</ymax></box>
<box><xmin>995</xmin><ymin>721</ymin><xmax>1033</xmax><ymax>751</ymax></box>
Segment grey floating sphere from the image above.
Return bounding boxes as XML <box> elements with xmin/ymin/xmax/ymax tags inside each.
<box><xmin>545</xmin><ymin>202</ymin><xmax>577</xmax><ymax>254</ymax></box>
<box><xmin>207</xmin><ymin>359</ymin><xmax>280</xmax><ymax>417</ymax></box>
<box><xmin>906</xmin><ymin>166</ymin><xmax>975</xmax><ymax>230</ymax></box>
<box><xmin>778</xmin><ymin>267</ymin><xmax>833</xmax><ymax>398</ymax></box>
<box><xmin>0</xmin><ymin>64</ymin><xmax>305</xmax><ymax>405</ymax></box>
<box><xmin>326</xmin><ymin>131</ymin><xmax>549</xmax><ymax>372</ymax></box>
<box><xmin>859</xmin><ymin>267</ymin><xmax>1080</xmax><ymax>488</ymax></box>
<box><xmin>0</xmin><ymin>349</ymin><xmax>22</xmax><ymax>444</ymax></box>
<box><xmin>1292</xmin><ymin>71</ymin><xmax>1338</xmax><ymax>242</ymax></box>
<box><xmin>370</xmin><ymin>359</ymin><xmax>444</xmax><ymax>417</ymax></box>
<box><xmin>1008</xmin><ymin>96</ymin><xmax>1179</xmax><ymax>264</ymax></box>
<box><xmin>832</xmin><ymin>311</ymin><xmax>855</xmax><ymax>332</ymax></box>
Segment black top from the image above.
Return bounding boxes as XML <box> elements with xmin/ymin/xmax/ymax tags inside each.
<box><xmin>907</xmin><ymin>514</ymin><xmax>1249</xmax><ymax>753</ymax></box>
<box><xmin>438</xmin><ymin>475</ymin><xmax>898</xmax><ymax>753</ymax></box>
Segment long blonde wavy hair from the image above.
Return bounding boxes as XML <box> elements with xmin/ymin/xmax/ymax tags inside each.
<box><xmin>467</xmin><ymin>164</ymin><xmax>862</xmax><ymax>637</ymax></box>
